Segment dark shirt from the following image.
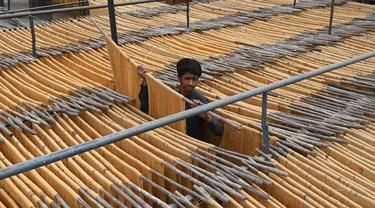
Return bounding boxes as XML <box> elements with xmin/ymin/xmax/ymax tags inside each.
<box><xmin>139</xmin><ymin>84</ymin><xmax>223</xmax><ymax>141</ymax></box>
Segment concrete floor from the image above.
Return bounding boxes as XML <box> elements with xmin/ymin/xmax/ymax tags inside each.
<box><xmin>2</xmin><ymin>0</ymin><xmax>58</xmax><ymax>10</ymax></box>
<box><xmin>0</xmin><ymin>0</ymin><xmax>84</xmax><ymax>28</ymax></box>
<box><xmin>1</xmin><ymin>0</ymin><xmax>54</xmax><ymax>19</ymax></box>
<box><xmin>1</xmin><ymin>0</ymin><xmax>32</xmax><ymax>10</ymax></box>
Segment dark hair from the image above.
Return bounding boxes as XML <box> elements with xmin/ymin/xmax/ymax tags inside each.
<box><xmin>176</xmin><ymin>58</ymin><xmax>202</xmax><ymax>77</ymax></box>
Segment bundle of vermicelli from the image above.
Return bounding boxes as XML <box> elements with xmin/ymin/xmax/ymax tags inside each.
<box><xmin>1</xmin><ymin>0</ymin><xmax>375</xmax><ymax>207</ymax></box>
<box><xmin>0</xmin><ymin>45</ymin><xmax>275</xmax><ymax>207</ymax></box>
<box><xmin>108</xmin><ymin>1</ymin><xmax>375</xmax><ymax>155</ymax></box>
<box><xmin>0</xmin><ymin>103</ymin><xmax>286</xmax><ymax>207</ymax></box>
<box><xmin>0</xmin><ymin>0</ymin><xmax>311</xmax><ymax>63</ymax></box>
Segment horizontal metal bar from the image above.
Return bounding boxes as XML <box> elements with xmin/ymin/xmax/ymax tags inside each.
<box><xmin>0</xmin><ymin>1</ymin><xmax>88</xmax><ymax>15</ymax></box>
<box><xmin>0</xmin><ymin>50</ymin><xmax>374</xmax><ymax>180</ymax></box>
<box><xmin>0</xmin><ymin>0</ymin><xmax>163</xmax><ymax>20</ymax></box>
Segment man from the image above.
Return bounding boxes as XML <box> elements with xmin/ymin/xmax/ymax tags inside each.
<box><xmin>138</xmin><ymin>58</ymin><xmax>223</xmax><ymax>141</ymax></box>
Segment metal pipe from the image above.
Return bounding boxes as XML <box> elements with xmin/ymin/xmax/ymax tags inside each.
<box><xmin>186</xmin><ymin>0</ymin><xmax>190</xmax><ymax>28</ymax></box>
<box><xmin>0</xmin><ymin>0</ymin><xmax>163</xmax><ymax>20</ymax></box>
<box><xmin>29</xmin><ymin>15</ymin><xmax>37</xmax><ymax>58</ymax></box>
<box><xmin>107</xmin><ymin>0</ymin><xmax>118</xmax><ymax>45</ymax></box>
<box><xmin>261</xmin><ymin>93</ymin><xmax>269</xmax><ymax>154</ymax></box>
<box><xmin>7</xmin><ymin>0</ymin><xmax>10</xmax><ymax>11</ymax></box>
<box><xmin>293</xmin><ymin>0</ymin><xmax>297</xmax><ymax>6</ymax></box>
<box><xmin>0</xmin><ymin>1</ymin><xmax>87</xmax><ymax>15</ymax></box>
<box><xmin>0</xmin><ymin>50</ymin><xmax>375</xmax><ymax>180</ymax></box>
<box><xmin>328</xmin><ymin>0</ymin><xmax>335</xmax><ymax>35</ymax></box>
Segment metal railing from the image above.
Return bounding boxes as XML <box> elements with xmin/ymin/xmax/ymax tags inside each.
<box><xmin>1</xmin><ymin>50</ymin><xmax>375</xmax><ymax>180</ymax></box>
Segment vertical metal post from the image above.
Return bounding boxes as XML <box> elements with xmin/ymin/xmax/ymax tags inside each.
<box><xmin>107</xmin><ymin>0</ymin><xmax>118</xmax><ymax>44</ymax></box>
<box><xmin>293</xmin><ymin>0</ymin><xmax>297</xmax><ymax>6</ymax></box>
<box><xmin>85</xmin><ymin>0</ymin><xmax>90</xmax><ymax>16</ymax></box>
<box><xmin>261</xmin><ymin>92</ymin><xmax>270</xmax><ymax>154</ymax></box>
<box><xmin>186</xmin><ymin>0</ymin><xmax>190</xmax><ymax>28</ymax></box>
<box><xmin>29</xmin><ymin>15</ymin><xmax>37</xmax><ymax>58</ymax></box>
<box><xmin>79</xmin><ymin>0</ymin><xmax>84</xmax><ymax>15</ymax></box>
<box><xmin>328</xmin><ymin>0</ymin><xmax>335</xmax><ymax>35</ymax></box>
<box><xmin>7</xmin><ymin>0</ymin><xmax>10</xmax><ymax>10</ymax></box>
<box><xmin>80</xmin><ymin>0</ymin><xmax>90</xmax><ymax>16</ymax></box>
<box><xmin>0</xmin><ymin>0</ymin><xmax>4</xmax><ymax>7</ymax></box>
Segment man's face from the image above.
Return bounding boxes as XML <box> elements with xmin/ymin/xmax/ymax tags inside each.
<box><xmin>178</xmin><ymin>72</ymin><xmax>199</xmax><ymax>94</ymax></box>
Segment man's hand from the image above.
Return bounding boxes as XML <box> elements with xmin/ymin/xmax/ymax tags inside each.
<box><xmin>137</xmin><ymin>65</ymin><xmax>148</xmax><ymax>85</ymax></box>
<box><xmin>191</xmin><ymin>99</ymin><xmax>212</xmax><ymax>123</ymax></box>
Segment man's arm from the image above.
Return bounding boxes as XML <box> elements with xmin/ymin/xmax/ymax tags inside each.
<box><xmin>206</xmin><ymin>116</ymin><xmax>223</xmax><ymax>136</ymax></box>
<box><xmin>137</xmin><ymin>66</ymin><xmax>149</xmax><ymax>113</ymax></box>
<box><xmin>194</xmin><ymin>96</ymin><xmax>224</xmax><ymax>137</ymax></box>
